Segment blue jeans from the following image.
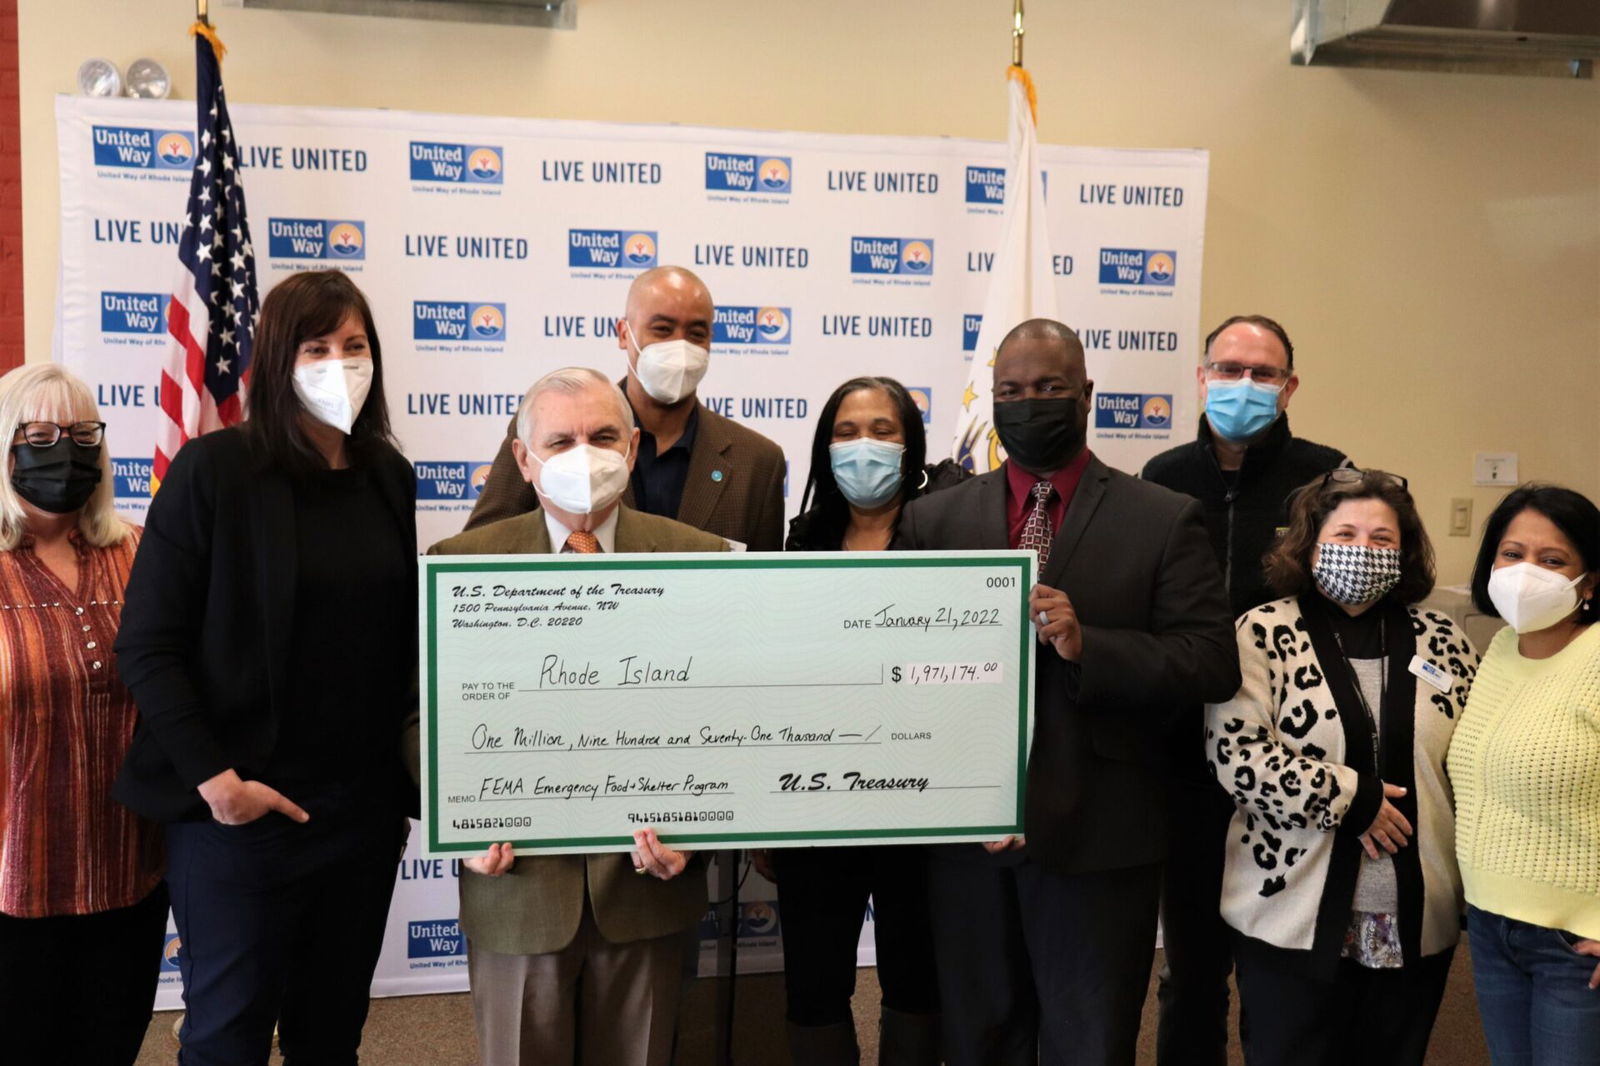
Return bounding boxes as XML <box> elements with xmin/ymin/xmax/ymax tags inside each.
<box><xmin>1467</xmin><ymin>905</ymin><xmax>1600</xmax><ymax>1066</ymax></box>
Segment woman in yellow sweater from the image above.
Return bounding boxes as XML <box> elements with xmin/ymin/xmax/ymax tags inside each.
<box><xmin>1448</xmin><ymin>484</ymin><xmax>1600</xmax><ymax>1065</ymax></box>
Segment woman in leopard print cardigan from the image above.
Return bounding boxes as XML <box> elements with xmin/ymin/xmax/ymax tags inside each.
<box><xmin>1205</xmin><ymin>469</ymin><xmax>1477</xmax><ymax>1066</ymax></box>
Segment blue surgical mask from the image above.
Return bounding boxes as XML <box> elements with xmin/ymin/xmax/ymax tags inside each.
<box><xmin>1205</xmin><ymin>379</ymin><xmax>1282</xmax><ymax>443</ymax></box>
<box><xmin>829</xmin><ymin>438</ymin><xmax>905</xmax><ymax>509</ymax></box>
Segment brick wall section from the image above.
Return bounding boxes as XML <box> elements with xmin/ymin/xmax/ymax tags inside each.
<box><xmin>0</xmin><ymin>0</ymin><xmax>20</xmax><ymax>372</ymax></box>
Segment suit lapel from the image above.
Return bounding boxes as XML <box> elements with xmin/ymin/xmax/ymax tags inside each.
<box><xmin>522</xmin><ymin>510</ymin><xmax>554</xmax><ymax>554</ymax></box>
<box><xmin>977</xmin><ymin>469</ymin><xmax>1009</xmax><ymax>549</ymax></box>
<box><xmin>1039</xmin><ymin>456</ymin><xmax>1109</xmax><ymax>588</ymax></box>
<box><xmin>612</xmin><ymin>506</ymin><xmax>653</xmax><ymax>552</ymax></box>
<box><xmin>676</xmin><ymin>403</ymin><xmax>730</xmax><ymax>531</ymax></box>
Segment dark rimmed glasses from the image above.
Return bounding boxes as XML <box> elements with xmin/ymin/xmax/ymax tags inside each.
<box><xmin>14</xmin><ymin>421</ymin><xmax>107</xmax><ymax>448</ymax></box>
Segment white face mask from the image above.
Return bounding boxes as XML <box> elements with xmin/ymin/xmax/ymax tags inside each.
<box><xmin>292</xmin><ymin>358</ymin><xmax>373</xmax><ymax>435</ymax></box>
<box><xmin>626</xmin><ymin>325</ymin><xmax>709</xmax><ymax>405</ymax></box>
<box><xmin>1488</xmin><ymin>562</ymin><xmax>1586</xmax><ymax>634</ymax></box>
<box><xmin>530</xmin><ymin>443</ymin><xmax>631</xmax><ymax>516</ymax></box>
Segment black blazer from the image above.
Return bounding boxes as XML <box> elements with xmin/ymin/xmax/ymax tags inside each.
<box><xmin>113</xmin><ymin>427</ymin><xmax>418</xmax><ymax>822</ymax></box>
<box><xmin>894</xmin><ymin>454</ymin><xmax>1239</xmax><ymax>874</ymax></box>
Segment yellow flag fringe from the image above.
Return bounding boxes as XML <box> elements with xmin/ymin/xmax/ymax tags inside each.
<box><xmin>1006</xmin><ymin>65</ymin><xmax>1037</xmax><ymax>125</ymax></box>
<box><xmin>190</xmin><ymin>21</ymin><xmax>227</xmax><ymax>63</ymax></box>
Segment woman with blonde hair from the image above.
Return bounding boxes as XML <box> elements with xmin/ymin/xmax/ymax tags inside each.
<box><xmin>0</xmin><ymin>363</ymin><xmax>164</xmax><ymax>1065</ymax></box>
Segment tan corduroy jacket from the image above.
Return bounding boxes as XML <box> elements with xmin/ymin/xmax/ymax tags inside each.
<box><xmin>427</xmin><ymin>506</ymin><xmax>727</xmax><ymax>955</ymax></box>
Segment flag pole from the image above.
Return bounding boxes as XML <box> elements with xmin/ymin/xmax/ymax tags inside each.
<box><xmin>1012</xmin><ymin>0</ymin><xmax>1024</xmax><ymax>66</ymax></box>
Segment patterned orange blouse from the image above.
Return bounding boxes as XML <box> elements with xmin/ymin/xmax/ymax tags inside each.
<box><xmin>0</xmin><ymin>525</ymin><xmax>161</xmax><ymax>917</ymax></box>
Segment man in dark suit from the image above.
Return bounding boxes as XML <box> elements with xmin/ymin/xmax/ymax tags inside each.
<box><xmin>467</xmin><ymin>265</ymin><xmax>787</xmax><ymax>552</ymax></box>
<box><xmin>894</xmin><ymin>319</ymin><xmax>1239</xmax><ymax>1066</ymax></box>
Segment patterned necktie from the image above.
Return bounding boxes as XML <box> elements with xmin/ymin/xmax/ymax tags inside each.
<box><xmin>564</xmin><ymin>530</ymin><xmax>600</xmax><ymax>554</ymax></box>
<box><xmin>1019</xmin><ymin>481</ymin><xmax>1055</xmax><ymax>569</ymax></box>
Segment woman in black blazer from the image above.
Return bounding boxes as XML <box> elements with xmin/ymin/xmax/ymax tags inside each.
<box><xmin>115</xmin><ymin>270</ymin><xmax>417</xmax><ymax>1065</ymax></box>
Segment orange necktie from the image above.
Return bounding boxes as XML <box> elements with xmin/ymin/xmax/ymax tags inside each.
<box><xmin>564</xmin><ymin>530</ymin><xmax>600</xmax><ymax>554</ymax></box>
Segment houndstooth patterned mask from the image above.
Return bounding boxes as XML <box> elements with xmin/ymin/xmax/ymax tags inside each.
<box><xmin>1313</xmin><ymin>542</ymin><xmax>1401</xmax><ymax>606</ymax></box>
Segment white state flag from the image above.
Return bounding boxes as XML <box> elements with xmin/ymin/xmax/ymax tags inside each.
<box><xmin>953</xmin><ymin>67</ymin><xmax>1058</xmax><ymax>473</ymax></box>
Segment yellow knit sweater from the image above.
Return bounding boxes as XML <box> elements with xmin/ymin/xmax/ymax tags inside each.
<box><xmin>1448</xmin><ymin>622</ymin><xmax>1600</xmax><ymax>939</ymax></box>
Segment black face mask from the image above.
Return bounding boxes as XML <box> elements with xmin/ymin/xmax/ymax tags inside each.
<box><xmin>993</xmin><ymin>397</ymin><xmax>1085</xmax><ymax>473</ymax></box>
<box><xmin>10</xmin><ymin>440</ymin><xmax>103</xmax><ymax>514</ymax></box>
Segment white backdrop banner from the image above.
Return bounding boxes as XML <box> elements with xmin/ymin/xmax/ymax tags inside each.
<box><xmin>55</xmin><ymin>95</ymin><xmax>1208</xmax><ymax>1007</ymax></box>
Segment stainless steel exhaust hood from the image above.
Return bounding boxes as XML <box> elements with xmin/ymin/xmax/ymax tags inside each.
<box><xmin>1292</xmin><ymin>0</ymin><xmax>1599</xmax><ymax>77</ymax></box>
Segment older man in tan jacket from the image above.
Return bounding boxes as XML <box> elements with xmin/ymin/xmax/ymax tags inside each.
<box><xmin>429</xmin><ymin>366</ymin><xmax>727</xmax><ymax>1066</ymax></box>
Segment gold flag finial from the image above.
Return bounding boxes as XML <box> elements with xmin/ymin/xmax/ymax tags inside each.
<box><xmin>1012</xmin><ymin>0</ymin><xmax>1025</xmax><ymax>66</ymax></box>
<box><xmin>197</xmin><ymin>0</ymin><xmax>209</xmax><ymax>25</ymax></box>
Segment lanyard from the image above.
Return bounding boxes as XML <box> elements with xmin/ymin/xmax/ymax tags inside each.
<box><xmin>1330</xmin><ymin>616</ymin><xmax>1387</xmax><ymax>771</ymax></box>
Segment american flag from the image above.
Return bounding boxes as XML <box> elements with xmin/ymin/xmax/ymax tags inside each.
<box><xmin>153</xmin><ymin>24</ymin><xmax>258</xmax><ymax>492</ymax></box>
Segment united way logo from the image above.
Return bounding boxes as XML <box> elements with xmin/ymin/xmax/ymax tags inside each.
<box><xmin>851</xmin><ymin>237</ymin><xmax>935</xmax><ymax>276</ymax></box>
<box><xmin>714</xmin><ymin>306</ymin><xmax>792</xmax><ymax>346</ymax></box>
<box><xmin>407</xmin><ymin>919</ymin><xmax>464</xmax><ymax>959</ymax></box>
<box><xmin>1095</xmin><ymin>392</ymin><xmax>1174</xmax><ymax>432</ymax></box>
<box><xmin>962</xmin><ymin>314</ymin><xmax>982</xmax><ymax>352</ymax></box>
<box><xmin>901</xmin><ymin>241</ymin><xmax>933</xmax><ymax>273</ymax></box>
<box><xmin>470</xmin><ymin>304</ymin><xmax>506</xmax><ymax>339</ymax></box>
<box><xmin>112</xmin><ymin>457</ymin><xmax>154</xmax><ymax>498</ymax></box>
<box><xmin>1098</xmin><ymin>249</ymin><xmax>1177</xmax><ymax>287</ymax></box>
<box><xmin>756</xmin><ymin>306</ymin><xmax>791</xmax><ymax>342</ymax></box>
<box><xmin>624</xmin><ymin>232</ymin><xmax>658</xmax><ymax>266</ymax></box>
<box><xmin>966</xmin><ymin>166</ymin><xmax>1006</xmax><ymax>204</ymax></box>
<box><xmin>907</xmin><ymin>387</ymin><xmax>933</xmax><ymax>424</ymax></box>
<box><xmin>740</xmin><ymin>901</ymin><xmax>781</xmax><ymax>937</ymax></box>
<box><xmin>759</xmin><ymin>158</ymin><xmax>792</xmax><ymax>191</ymax></box>
<box><xmin>327</xmin><ymin>223</ymin><xmax>365</xmax><ymax>258</ymax></box>
<box><xmin>415</xmin><ymin>462</ymin><xmax>492</xmax><ymax>501</ymax></box>
<box><xmin>568</xmin><ymin>229</ymin><xmax>658</xmax><ymax>270</ymax></box>
<box><xmin>268</xmin><ymin>218</ymin><xmax>367</xmax><ymax>261</ymax></box>
<box><xmin>92</xmin><ymin>126</ymin><xmax>194</xmax><ymax>171</ymax></box>
<box><xmin>160</xmin><ymin>933</ymin><xmax>184</xmax><ymax>973</ymax></box>
<box><xmin>157</xmin><ymin>133</ymin><xmax>194</xmax><ymax>166</ymax></box>
<box><xmin>705</xmin><ymin>152</ymin><xmax>792</xmax><ymax>194</ymax></box>
<box><xmin>467</xmin><ymin>148</ymin><xmax>503</xmax><ymax>181</ymax></box>
<box><xmin>100</xmin><ymin>292</ymin><xmax>167</xmax><ymax>334</ymax></box>
<box><xmin>409</xmin><ymin>141</ymin><xmax>504</xmax><ymax>184</ymax></box>
<box><xmin>414</xmin><ymin>301</ymin><xmax>506</xmax><ymax>342</ymax></box>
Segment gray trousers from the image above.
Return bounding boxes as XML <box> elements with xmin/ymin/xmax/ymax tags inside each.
<box><xmin>467</xmin><ymin>907</ymin><xmax>685</xmax><ymax>1066</ymax></box>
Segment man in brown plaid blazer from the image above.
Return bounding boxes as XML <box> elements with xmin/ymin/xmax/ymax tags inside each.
<box><xmin>466</xmin><ymin>266</ymin><xmax>787</xmax><ymax>552</ymax></box>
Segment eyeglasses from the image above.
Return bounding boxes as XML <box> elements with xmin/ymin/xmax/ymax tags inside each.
<box><xmin>1319</xmin><ymin>467</ymin><xmax>1408</xmax><ymax>492</ymax></box>
<box><xmin>1203</xmin><ymin>361</ymin><xmax>1293</xmax><ymax>384</ymax></box>
<box><xmin>14</xmin><ymin>421</ymin><xmax>106</xmax><ymax>448</ymax></box>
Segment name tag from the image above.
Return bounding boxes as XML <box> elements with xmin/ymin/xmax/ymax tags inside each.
<box><xmin>1409</xmin><ymin>655</ymin><xmax>1452</xmax><ymax>694</ymax></box>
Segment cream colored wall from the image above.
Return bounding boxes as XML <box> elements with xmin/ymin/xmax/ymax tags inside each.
<box><xmin>17</xmin><ymin>0</ymin><xmax>1600</xmax><ymax>583</ymax></box>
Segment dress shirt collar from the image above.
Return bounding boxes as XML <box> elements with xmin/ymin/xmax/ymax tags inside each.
<box><xmin>543</xmin><ymin>506</ymin><xmax>620</xmax><ymax>554</ymax></box>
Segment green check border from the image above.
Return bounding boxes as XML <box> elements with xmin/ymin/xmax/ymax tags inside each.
<box><xmin>421</xmin><ymin>552</ymin><xmax>1034</xmax><ymax>853</ymax></box>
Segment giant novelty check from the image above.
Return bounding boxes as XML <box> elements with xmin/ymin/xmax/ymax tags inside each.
<box><xmin>419</xmin><ymin>551</ymin><xmax>1035</xmax><ymax>856</ymax></box>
